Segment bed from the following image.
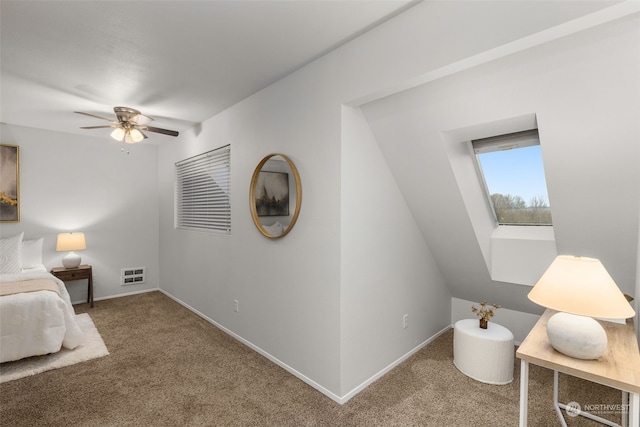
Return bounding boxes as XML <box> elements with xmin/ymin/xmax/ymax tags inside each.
<box><xmin>0</xmin><ymin>232</ymin><xmax>84</xmax><ymax>363</ymax></box>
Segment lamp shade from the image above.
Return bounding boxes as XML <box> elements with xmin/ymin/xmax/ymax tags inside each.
<box><xmin>528</xmin><ymin>255</ymin><xmax>635</xmax><ymax>319</ymax></box>
<box><xmin>56</xmin><ymin>232</ymin><xmax>86</xmax><ymax>252</ymax></box>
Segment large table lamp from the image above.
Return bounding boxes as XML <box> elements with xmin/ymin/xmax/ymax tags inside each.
<box><xmin>528</xmin><ymin>255</ymin><xmax>635</xmax><ymax>360</ymax></box>
<box><xmin>56</xmin><ymin>232</ymin><xmax>86</xmax><ymax>268</ymax></box>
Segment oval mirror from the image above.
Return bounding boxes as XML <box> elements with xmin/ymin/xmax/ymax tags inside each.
<box><xmin>249</xmin><ymin>153</ymin><xmax>302</xmax><ymax>239</ymax></box>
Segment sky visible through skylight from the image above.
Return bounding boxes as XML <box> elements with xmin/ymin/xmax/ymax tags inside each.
<box><xmin>477</xmin><ymin>145</ymin><xmax>550</xmax><ymax>206</ymax></box>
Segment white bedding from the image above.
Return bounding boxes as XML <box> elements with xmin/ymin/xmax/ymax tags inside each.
<box><xmin>0</xmin><ymin>266</ymin><xmax>84</xmax><ymax>363</ymax></box>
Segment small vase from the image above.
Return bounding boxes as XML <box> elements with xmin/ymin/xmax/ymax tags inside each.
<box><xmin>479</xmin><ymin>318</ymin><xmax>488</xmax><ymax>329</ymax></box>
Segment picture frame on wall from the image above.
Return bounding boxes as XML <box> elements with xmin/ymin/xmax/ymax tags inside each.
<box><xmin>255</xmin><ymin>171</ymin><xmax>289</xmax><ymax>217</ymax></box>
<box><xmin>0</xmin><ymin>144</ymin><xmax>20</xmax><ymax>222</ymax></box>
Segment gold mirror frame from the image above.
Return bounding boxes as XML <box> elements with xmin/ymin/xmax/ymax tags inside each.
<box><xmin>249</xmin><ymin>153</ymin><xmax>302</xmax><ymax>239</ymax></box>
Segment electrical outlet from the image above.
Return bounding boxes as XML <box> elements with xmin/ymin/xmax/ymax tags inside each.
<box><xmin>234</xmin><ymin>299</ymin><xmax>239</xmax><ymax>313</ymax></box>
<box><xmin>403</xmin><ymin>314</ymin><xmax>408</xmax><ymax>329</ymax></box>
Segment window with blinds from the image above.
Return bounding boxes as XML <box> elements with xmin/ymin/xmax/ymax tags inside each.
<box><xmin>175</xmin><ymin>145</ymin><xmax>231</xmax><ymax>233</ymax></box>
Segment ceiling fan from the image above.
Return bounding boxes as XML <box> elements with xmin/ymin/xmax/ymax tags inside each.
<box><xmin>75</xmin><ymin>106</ymin><xmax>179</xmax><ymax>144</ymax></box>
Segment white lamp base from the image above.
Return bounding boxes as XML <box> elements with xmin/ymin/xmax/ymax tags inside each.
<box><xmin>546</xmin><ymin>312</ymin><xmax>607</xmax><ymax>360</ymax></box>
<box><xmin>62</xmin><ymin>251</ymin><xmax>82</xmax><ymax>268</ymax></box>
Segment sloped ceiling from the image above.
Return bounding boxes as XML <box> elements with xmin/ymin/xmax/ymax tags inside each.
<box><xmin>0</xmin><ymin>0</ymin><xmax>415</xmax><ymax>139</ymax></box>
<box><xmin>362</xmin><ymin>8</ymin><xmax>640</xmax><ymax>313</ymax></box>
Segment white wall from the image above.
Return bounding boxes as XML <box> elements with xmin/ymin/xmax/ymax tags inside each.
<box><xmin>156</xmin><ymin>1</ymin><xmax>636</xmax><ymax>402</ymax></box>
<box><xmin>362</xmin><ymin>12</ymin><xmax>640</xmax><ymax>315</ymax></box>
<box><xmin>340</xmin><ymin>106</ymin><xmax>451</xmax><ymax>396</ymax></box>
<box><xmin>158</xmin><ymin>79</ymin><xmax>345</xmax><ymax>397</ymax></box>
<box><xmin>0</xmin><ymin>124</ymin><xmax>160</xmax><ymax>302</ymax></box>
<box><xmin>637</xmin><ymin>193</ymin><xmax>640</xmax><ymax>339</ymax></box>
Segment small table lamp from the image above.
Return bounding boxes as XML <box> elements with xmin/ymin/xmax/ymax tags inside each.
<box><xmin>528</xmin><ymin>255</ymin><xmax>635</xmax><ymax>359</ymax></box>
<box><xmin>56</xmin><ymin>232</ymin><xmax>86</xmax><ymax>268</ymax></box>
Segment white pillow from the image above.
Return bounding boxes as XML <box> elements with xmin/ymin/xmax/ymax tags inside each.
<box><xmin>0</xmin><ymin>232</ymin><xmax>24</xmax><ymax>274</ymax></box>
<box><xmin>21</xmin><ymin>237</ymin><xmax>44</xmax><ymax>269</ymax></box>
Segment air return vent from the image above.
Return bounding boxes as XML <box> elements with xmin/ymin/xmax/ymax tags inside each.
<box><xmin>121</xmin><ymin>267</ymin><xmax>146</xmax><ymax>286</ymax></box>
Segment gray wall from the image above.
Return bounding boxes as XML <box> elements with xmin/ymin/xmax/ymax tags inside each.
<box><xmin>0</xmin><ymin>125</ymin><xmax>160</xmax><ymax>303</ymax></box>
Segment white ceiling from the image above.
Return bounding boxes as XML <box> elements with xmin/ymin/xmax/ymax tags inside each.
<box><xmin>0</xmin><ymin>0</ymin><xmax>415</xmax><ymax>140</ymax></box>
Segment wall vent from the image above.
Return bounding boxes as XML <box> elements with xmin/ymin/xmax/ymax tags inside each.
<box><xmin>121</xmin><ymin>267</ymin><xmax>146</xmax><ymax>286</ymax></box>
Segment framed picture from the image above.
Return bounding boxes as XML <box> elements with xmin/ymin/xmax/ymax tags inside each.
<box><xmin>0</xmin><ymin>144</ymin><xmax>20</xmax><ymax>222</ymax></box>
<box><xmin>255</xmin><ymin>171</ymin><xmax>289</xmax><ymax>216</ymax></box>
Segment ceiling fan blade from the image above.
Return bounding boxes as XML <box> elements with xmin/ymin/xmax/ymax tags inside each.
<box><xmin>74</xmin><ymin>111</ymin><xmax>115</xmax><ymax>122</ymax></box>
<box><xmin>80</xmin><ymin>125</ymin><xmax>117</xmax><ymax>129</ymax></box>
<box><xmin>142</xmin><ymin>125</ymin><xmax>179</xmax><ymax>137</ymax></box>
<box><xmin>131</xmin><ymin>114</ymin><xmax>153</xmax><ymax>125</ymax></box>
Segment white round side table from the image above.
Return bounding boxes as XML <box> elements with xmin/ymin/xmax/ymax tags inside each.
<box><xmin>453</xmin><ymin>319</ymin><xmax>514</xmax><ymax>384</ymax></box>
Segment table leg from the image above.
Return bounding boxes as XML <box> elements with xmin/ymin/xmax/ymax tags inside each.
<box><xmin>553</xmin><ymin>370</ymin><xmax>569</xmax><ymax>426</ymax></box>
<box><xmin>88</xmin><ymin>274</ymin><xmax>93</xmax><ymax>308</ymax></box>
<box><xmin>630</xmin><ymin>392</ymin><xmax>639</xmax><ymax>427</ymax></box>
<box><xmin>622</xmin><ymin>392</ymin><xmax>628</xmax><ymax>427</ymax></box>
<box><xmin>519</xmin><ymin>359</ymin><xmax>529</xmax><ymax>427</ymax></box>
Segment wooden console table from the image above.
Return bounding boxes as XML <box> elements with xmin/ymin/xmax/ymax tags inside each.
<box><xmin>517</xmin><ymin>309</ymin><xmax>640</xmax><ymax>427</ymax></box>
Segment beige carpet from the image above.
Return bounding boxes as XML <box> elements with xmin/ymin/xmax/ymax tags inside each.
<box><xmin>0</xmin><ymin>292</ymin><xmax>623</xmax><ymax>426</ymax></box>
<box><xmin>0</xmin><ymin>313</ymin><xmax>109</xmax><ymax>383</ymax></box>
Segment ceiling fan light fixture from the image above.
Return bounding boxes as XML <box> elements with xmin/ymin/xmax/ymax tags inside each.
<box><xmin>111</xmin><ymin>127</ymin><xmax>125</xmax><ymax>141</ymax></box>
<box><xmin>124</xmin><ymin>130</ymin><xmax>135</xmax><ymax>144</ymax></box>
<box><xmin>76</xmin><ymin>107</ymin><xmax>178</xmax><ymax>146</ymax></box>
<box><xmin>129</xmin><ymin>128</ymin><xmax>145</xmax><ymax>143</ymax></box>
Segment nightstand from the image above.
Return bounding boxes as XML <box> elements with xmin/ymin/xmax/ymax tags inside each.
<box><xmin>50</xmin><ymin>264</ymin><xmax>93</xmax><ymax>308</ymax></box>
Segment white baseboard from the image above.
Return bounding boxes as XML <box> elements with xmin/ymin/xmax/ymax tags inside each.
<box><xmin>159</xmin><ymin>289</ymin><xmax>450</xmax><ymax>405</ymax></box>
<box><xmin>159</xmin><ymin>290</ymin><xmax>343</xmax><ymax>403</ymax></box>
<box><xmin>339</xmin><ymin>324</ymin><xmax>451</xmax><ymax>403</ymax></box>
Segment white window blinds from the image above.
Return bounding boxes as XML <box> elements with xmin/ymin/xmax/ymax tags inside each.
<box><xmin>175</xmin><ymin>145</ymin><xmax>231</xmax><ymax>232</ymax></box>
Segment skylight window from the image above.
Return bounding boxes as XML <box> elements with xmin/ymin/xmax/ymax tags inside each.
<box><xmin>472</xmin><ymin>129</ymin><xmax>552</xmax><ymax>226</ymax></box>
